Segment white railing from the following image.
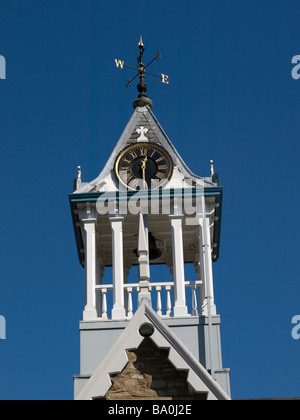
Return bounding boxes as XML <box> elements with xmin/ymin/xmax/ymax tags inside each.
<box><xmin>95</xmin><ymin>281</ymin><xmax>202</xmax><ymax>321</ymax></box>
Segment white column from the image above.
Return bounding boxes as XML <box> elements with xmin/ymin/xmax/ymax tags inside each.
<box><xmin>110</xmin><ymin>216</ymin><xmax>126</xmax><ymax>320</ymax></box>
<box><xmin>199</xmin><ymin>197</ymin><xmax>217</xmax><ymax>377</ymax></box>
<box><xmin>82</xmin><ymin>218</ymin><xmax>98</xmax><ymax>321</ymax></box>
<box><xmin>195</xmin><ymin>253</ymin><xmax>205</xmax><ymax>315</ymax></box>
<box><xmin>199</xmin><ymin>217</ymin><xmax>217</xmax><ymax>316</ymax></box>
<box><xmin>96</xmin><ymin>257</ymin><xmax>104</xmax><ymax>318</ymax></box>
<box><xmin>170</xmin><ymin>215</ymin><xmax>188</xmax><ymax>317</ymax></box>
<box><xmin>205</xmin><ymin>217</ymin><xmax>216</xmax><ymax>311</ymax></box>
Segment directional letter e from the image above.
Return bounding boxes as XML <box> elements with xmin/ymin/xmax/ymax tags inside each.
<box><xmin>0</xmin><ymin>55</ymin><xmax>6</xmax><ymax>79</ymax></box>
<box><xmin>0</xmin><ymin>316</ymin><xmax>6</xmax><ymax>339</ymax></box>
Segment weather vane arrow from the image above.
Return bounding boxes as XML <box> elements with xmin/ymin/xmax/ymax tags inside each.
<box><xmin>114</xmin><ymin>36</ymin><xmax>169</xmax><ymax>109</ymax></box>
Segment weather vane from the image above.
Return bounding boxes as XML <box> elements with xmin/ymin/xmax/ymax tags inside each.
<box><xmin>115</xmin><ymin>37</ymin><xmax>169</xmax><ymax>108</ymax></box>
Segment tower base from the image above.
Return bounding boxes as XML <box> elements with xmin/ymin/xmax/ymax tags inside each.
<box><xmin>74</xmin><ymin>315</ymin><xmax>230</xmax><ymax>399</ymax></box>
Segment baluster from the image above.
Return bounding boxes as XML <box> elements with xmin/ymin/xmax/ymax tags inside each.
<box><xmin>166</xmin><ymin>285</ymin><xmax>172</xmax><ymax>317</ymax></box>
<box><xmin>101</xmin><ymin>288</ymin><xmax>108</xmax><ymax>320</ymax></box>
<box><xmin>191</xmin><ymin>282</ymin><xmax>198</xmax><ymax>316</ymax></box>
<box><xmin>127</xmin><ymin>287</ymin><xmax>133</xmax><ymax>319</ymax></box>
<box><xmin>156</xmin><ymin>286</ymin><xmax>162</xmax><ymax>316</ymax></box>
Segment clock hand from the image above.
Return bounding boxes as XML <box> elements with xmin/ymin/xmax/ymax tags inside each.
<box><xmin>141</xmin><ymin>156</ymin><xmax>148</xmax><ymax>169</ymax></box>
<box><xmin>141</xmin><ymin>157</ymin><xmax>148</xmax><ymax>188</ymax></box>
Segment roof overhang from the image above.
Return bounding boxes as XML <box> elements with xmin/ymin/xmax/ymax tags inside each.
<box><xmin>69</xmin><ymin>187</ymin><xmax>223</xmax><ymax>267</ymax></box>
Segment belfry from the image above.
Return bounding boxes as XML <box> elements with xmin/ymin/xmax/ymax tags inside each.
<box><xmin>70</xmin><ymin>39</ymin><xmax>231</xmax><ymax>401</ymax></box>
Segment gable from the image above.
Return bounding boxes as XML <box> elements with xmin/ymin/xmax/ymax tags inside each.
<box><xmin>122</xmin><ymin>110</ymin><xmax>161</xmax><ymax>145</ymax></box>
<box><xmin>75</xmin><ymin>106</ymin><xmax>216</xmax><ymax>194</ymax></box>
<box><xmin>76</xmin><ymin>303</ymin><xmax>230</xmax><ymax>401</ymax></box>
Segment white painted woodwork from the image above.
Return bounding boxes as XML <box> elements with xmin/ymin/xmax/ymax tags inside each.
<box><xmin>82</xmin><ymin>218</ymin><xmax>98</xmax><ymax>321</ymax></box>
<box><xmin>170</xmin><ymin>215</ymin><xmax>188</xmax><ymax>317</ymax></box>
<box><xmin>109</xmin><ymin>216</ymin><xmax>126</xmax><ymax>320</ymax></box>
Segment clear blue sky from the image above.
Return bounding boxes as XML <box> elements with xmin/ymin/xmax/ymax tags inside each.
<box><xmin>0</xmin><ymin>0</ymin><xmax>300</xmax><ymax>400</ymax></box>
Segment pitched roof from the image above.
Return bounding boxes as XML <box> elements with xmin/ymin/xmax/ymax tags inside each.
<box><xmin>75</xmin><ymin>105</ymin><xmax>216</xmax><ymax>194</ymax></box>
<box><xmin>76</xmin><ymin>303</ymin><xmax>231</xmax><ymax>401</ymax></box>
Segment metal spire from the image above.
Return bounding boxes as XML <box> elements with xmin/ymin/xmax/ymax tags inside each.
<box><xmin>115</xmin><ymin>37</ymin><xmax>169</xmax><ymax>109</ymax></box>
<box><xmin>134</xmin><ymin>36</ymin><xmax>153</xmax><ymax>108</ymax></box>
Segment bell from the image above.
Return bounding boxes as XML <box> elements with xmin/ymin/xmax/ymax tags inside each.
<box><xmin>133</xmin><ymin>232</ymin><xmax>162</xmax><ymax>261</ymax></box>
<box><xmin>148</xmin><ymin>233</ymin><xmax>162</xmax><ymax>261</ymax></box>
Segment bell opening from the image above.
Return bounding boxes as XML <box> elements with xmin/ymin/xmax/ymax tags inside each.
<box><xmin>133</xmin><ymin>232</ymin><xmax>162</xmax><ymax>261</ymax></box>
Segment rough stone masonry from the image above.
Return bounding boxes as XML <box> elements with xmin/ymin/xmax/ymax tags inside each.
<box><xmin>105</xmin><ymin>338</ymin><xmax>206</xmax><ymax>400</ymax></box>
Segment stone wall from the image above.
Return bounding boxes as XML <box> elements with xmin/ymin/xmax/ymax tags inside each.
<box><xmin>105</xmin><ymin>338</ymin><xmax>206</xmax><ymax>400</ymax></box>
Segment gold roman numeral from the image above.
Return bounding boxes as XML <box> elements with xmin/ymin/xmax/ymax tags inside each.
<box><xmin>140</xmin><ymin>147</ymin><xmax>148</xmax><ymax>157</ymax></box>
<box><xmin>119</xmin><ymin>165</ymin><xmax>129</xmax><ymax>172</ymax></box>
<box><xmin>158</xmin><ymin>165</ymin><xmax>167</xmax><ymax>171</ymax></box>
<box><xmin>129</xmin><ymin>150</ymin><xmax>138</xmax><ymax>159</ymax></box>
<box><xmin>122</xmin><ymin>158</ymin><xmax>131</xmax><ymax>165</ymax></box>
<box><xmin>126</xmin><ymin>173</ymin><xmax>133</xmax><ymax>183</ymax></box>
<box><xmin>156</xmin><ymin>172</ymin><xmax>165</xmax><ymax>180</ymax></box>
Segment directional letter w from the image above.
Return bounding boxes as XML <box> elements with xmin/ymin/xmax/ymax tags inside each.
<box><xmin>115</xmin><ymin>59</ymin><xmax>125</xmax><ymax>69</ymax></box>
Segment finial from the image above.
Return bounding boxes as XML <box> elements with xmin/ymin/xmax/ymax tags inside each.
<box><xmin>134</xmin><ymin>36</ymin><xmax>153</xmax><ymax>109</ymax></box>
<box><xmin>138</xmin><ymin>37</ymin><xmax>145</xmax><ymax>65</ymax></box>
<box><xmin>210</xmin><ymin>160</ymin><xmax>215</xmax><ymax>177</ymax></box>
<box><xmin>73</xmin><ymin>166</ymin><xmax>82</xmax><ymax>192</ymax></box>
<box><xmin>210</xmin><ymin>160</ymin><xmax>220</xmax><ymax>185</ymax></box>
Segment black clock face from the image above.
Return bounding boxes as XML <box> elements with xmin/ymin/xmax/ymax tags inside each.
<box><xmin>115</xmin><ymin>143</ymin><xmax>173</xmax><ymax>190</ymax></box>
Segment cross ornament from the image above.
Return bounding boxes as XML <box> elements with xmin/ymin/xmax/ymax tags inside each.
<box><xmin>136</xmin><ymin>126</ymin><xmax>149</xmax><ymax>142</ymax></box>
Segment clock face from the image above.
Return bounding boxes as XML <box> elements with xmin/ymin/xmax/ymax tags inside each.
<box><xmin>115</xmin><ymin>143</ymin><xmax>173</xmax><ymax>190</ymax></box>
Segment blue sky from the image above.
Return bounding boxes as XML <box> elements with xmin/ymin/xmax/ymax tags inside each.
<box><xmin>0</xmin><ymin>0</ymin><xmax>300</xmax><ymax>400</ymax></box>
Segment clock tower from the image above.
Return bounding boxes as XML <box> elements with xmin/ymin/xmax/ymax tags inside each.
<box><xmin>70</xmin><ymin>40</ymin><xmax>231</xmax><ymax>401</ymax></box>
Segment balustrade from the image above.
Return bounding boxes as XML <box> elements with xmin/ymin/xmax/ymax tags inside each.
<box><xmin>95</xmin><ymin>281</ymin><xmax>202</xmax><ymax>321</ymax></box>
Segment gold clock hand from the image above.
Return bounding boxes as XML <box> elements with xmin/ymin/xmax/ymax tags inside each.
<box><xmin>141</xmin><ymin>157</ymin><xmax>148</xmax><ymax>188</ymax></box>
<box><xmin>141</xmin><ymin>156</ymin><xmax>148</xmax><ymax>170</ymax></box>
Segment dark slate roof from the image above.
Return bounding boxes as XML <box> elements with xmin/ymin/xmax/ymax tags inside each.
<box><xmin>75</xmin><ymin>105</ymin><xmax>216</xmax><ymax>194</ymax></box>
